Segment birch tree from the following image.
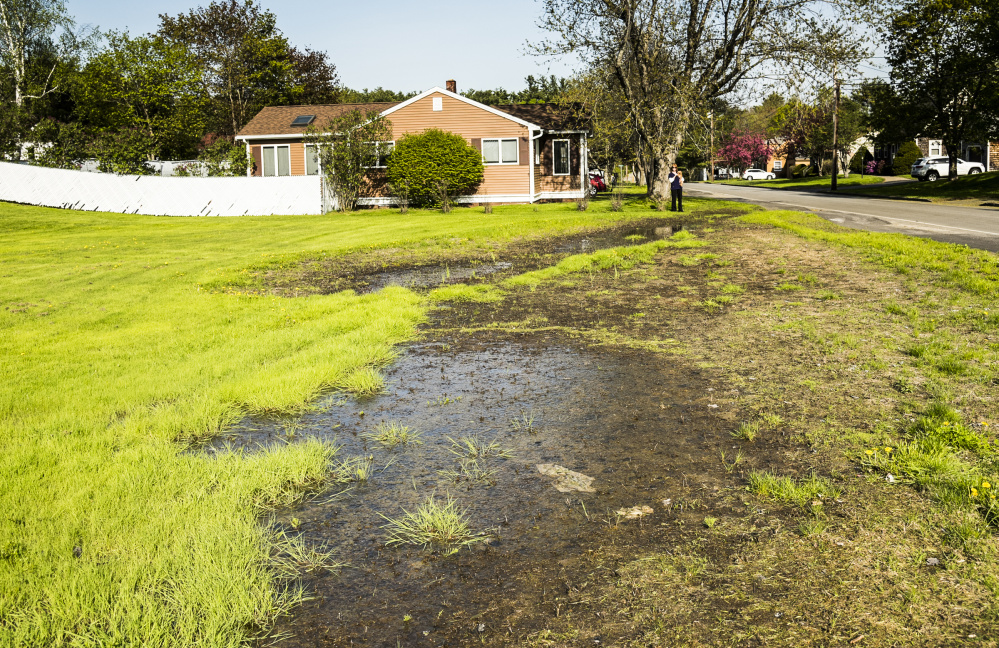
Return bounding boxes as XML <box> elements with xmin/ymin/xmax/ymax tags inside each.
<box><xmin>535</xmin><ymin>0</ymin><xmax>860</xmax><ymax>199</ymax></box>
<box><xmin>0</xmin><ymin>0</ymin><xmax>75</xmax><ymax>107</ymax></box>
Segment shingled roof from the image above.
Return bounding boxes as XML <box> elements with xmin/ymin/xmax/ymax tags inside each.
<box><xmin>491</xmin><ymin>103</ymin><xmax>587</xmax><ymax>131</ymax></box>
<box><xmin>236</xmin><ymin>102</ymin><xmax>400</xmax><ymax>137</ymax></box>
<box><xmin>236</xmin><ymin>99</ymin><xmax>587</xmax><ymax>138</ymax></box>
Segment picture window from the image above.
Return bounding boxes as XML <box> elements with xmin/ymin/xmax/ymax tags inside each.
<box><xmin>482</xmin><ymin>138</ymin><xmax>518</xmax><ymax>165</ymax></box>
<box><xmin>262</xmin><ymin>145</ymin><xmax>290</xmax><ymax>177</ymax></box>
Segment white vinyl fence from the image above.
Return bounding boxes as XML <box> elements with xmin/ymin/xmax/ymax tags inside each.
<box><xmin>0</xmin><ymin>162</ymin><xmax>323</xmax><ymax>216</ymax></box>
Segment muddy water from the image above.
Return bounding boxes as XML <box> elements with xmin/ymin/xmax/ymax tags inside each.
<box><xmin>344</xmin><ymin>220</ymin><xmax>684</xmax><ymax>294</ymax></box>
<box><xmin>234</xmin><ymin>336</ymin><xmax>737</xmax><ymax>647</ymax></box>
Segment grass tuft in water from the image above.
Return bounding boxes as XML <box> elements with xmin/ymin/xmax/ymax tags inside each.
<box><xmin>363</xmin><ymin>421</ymin><xmax>422</xmax><ymax>449</ymax></box>
<box><xmin>381</xmin><ymin>494</ymin><xmax>487</xmax><ymax>554</ymax></box>
<box><xmin>510</xmin><ymin>409</ymin><xmax>537</xmax><ymax>434</ymax></box>
<box><xmin>438</xmin><ymin>458</ymin><xmax>498</xmax><ymax>486</ymax></box>
<box><xmin>335</xmin><ymin>455</ymin><xmax>375</xmax><ymax>483</ymax></box>
<box><xmin>447</xmin><ymin>435</ymin><xmax>513</xmax><ymax>460</ymax></box>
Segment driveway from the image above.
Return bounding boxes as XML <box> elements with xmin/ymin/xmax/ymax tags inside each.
<box><xmin>687</xmin><ymin>182</ymin><xmax>999</xmax><ymax>253</ymax></box>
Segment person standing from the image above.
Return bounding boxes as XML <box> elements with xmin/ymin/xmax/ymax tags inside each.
<box><xmin>671</xmin><ymin>168</ymin><xmax>684</xmax><ymax>212</ymax></box>
<box><xmin>667</xmin><ymin>164</ymin><xmax>678</xmax><ymax>211</ymax></box>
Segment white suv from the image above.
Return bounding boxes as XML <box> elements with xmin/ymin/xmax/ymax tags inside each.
<box><xmin>911</xmin><ymin>157</ymin><xmax>984</xmax><ymax>181</ymax></box>
<box><xmin>742</xmin><ymin>168</ymin><xmax>775</xmax><ymax>180</ymax></box>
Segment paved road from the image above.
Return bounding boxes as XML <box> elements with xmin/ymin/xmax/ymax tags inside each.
<box><xmin>686</xmin><ymin>182</ymin><xmax>999</xmax><ymax>253</ymax></box>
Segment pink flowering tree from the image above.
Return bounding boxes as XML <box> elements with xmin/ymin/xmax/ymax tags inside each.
<box><xmin>717</xmin><ymin>130</ymin><xmax>771</xmax><ymax>173</ymax></box>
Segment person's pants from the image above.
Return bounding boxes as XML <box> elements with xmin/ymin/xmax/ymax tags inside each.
<box><xmin>671</xmin><ymin>188</ymin><xmax>683</xmax><ymax>211</ymax></box>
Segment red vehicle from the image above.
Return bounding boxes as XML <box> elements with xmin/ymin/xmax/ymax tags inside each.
<box><xmin>588</xmin><ymin>169</ymin><xmax>608</xmax><ymax>197</ymax></box>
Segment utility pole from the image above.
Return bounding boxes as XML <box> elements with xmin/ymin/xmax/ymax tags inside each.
<box><xmin>709</xmin><ymin>110</ymin><xmax>714</xmax><ymax>182</ymax></box>
<box><xmin>831</xmin><ymin>78</ymin><xmax>841</xmax><ymax>192</ymax></box>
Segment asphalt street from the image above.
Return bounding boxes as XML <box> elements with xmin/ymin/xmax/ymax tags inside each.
<box><xmin>686</xmin><ymin>182</ymin><xmax>999</xmax><ymax>253</ymax></box>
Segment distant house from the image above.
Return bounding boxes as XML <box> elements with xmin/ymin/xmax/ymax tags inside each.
<box><xmin>875</xmin><ymin>138</ymin><xmax>997</xmax><ymax>171</ymax></box>
<box><xmin>913</xmin><ymin>138</ymin><xmax>996</xmax><ymax>170</ymax></box>
<box><xmin>234</xmin><ymin>81</ymin><xmax>589</xmax><ymax>205</ymax></box>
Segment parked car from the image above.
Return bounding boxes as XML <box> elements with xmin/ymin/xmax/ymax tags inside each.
<box><xmin>742</xmin><ymin>168</ymin><xmax>776</xmax><ymax>181</ymax></box>
<box><xmin>911</xmin><ymin>157</ymin><xmax>985</xmax><ymax>181</ymax></box>
<box><xmin>588</xmin><ymin>169</ymin><xmax>607</xmax><ymax>197</ymax></box>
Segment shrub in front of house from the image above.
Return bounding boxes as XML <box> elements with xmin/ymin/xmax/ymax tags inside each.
<box><xmin>386</xmin><ymin>129</ymin><xmax>484</xmax><ymax>211</ymax></box>
<box><xmin>892</xmin><ymin>141</ymin><xmax>923</xmax><ymax>176</ymax></box>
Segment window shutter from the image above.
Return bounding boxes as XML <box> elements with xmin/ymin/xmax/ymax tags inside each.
<box><xmin>519</xmin><ymin>137</ymin><xmax>529</xmax><ymax>165</ymax></box>
<box><xmin>471</xmin><ymin>138</ymin><xmax>481</xmax><ymax>152</ymax></box>
<box><xmin>541</xmin><ymin>138</ymin><xmax>550</xmax><ymax>171</ymax></box>
<box><xmin>251</xmin><ymin>146</ymin><xmax>262</xmax><ymax>177</ymax></box>
<box><xmin>570</xmin><ymin>140</ymin><xmax>579</xmax><ymax>175</ymax></box>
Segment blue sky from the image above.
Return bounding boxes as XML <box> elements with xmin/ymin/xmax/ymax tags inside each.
<box><xmin>67</xmin><ymin>0</ymin><xmax>579</xmax><ymax>92</ymax></box>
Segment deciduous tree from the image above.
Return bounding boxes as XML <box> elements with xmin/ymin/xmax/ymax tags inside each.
<box><xmin>158</xmin><ymin>0</ymin><xmax>339</xmax><ymax>136</ymax></box>
<box><xmin>881</xmin><ymin>0</ymin><xmax>999</xmax><ymax>180</ymax></box>
<box><xmin>75</xmin><ymin>32</ymin><xmax>204</xmax><ymax>159</ymax></box>
<box><xmin>535</xmin><ymin>0</ymin><xmax>855</xmax><ymax>199</ymax></box>
<box><xmin>303</xmin><ymin>109</ymin><xmax>391</xmax><ymax>212</ymax></box>
<box><xmin>0</xmin><ymin>0</ymin><xmax>79</xmax><ymax>107</ymax></box>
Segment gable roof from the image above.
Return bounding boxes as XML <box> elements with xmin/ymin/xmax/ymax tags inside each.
<box><xmin>381</xmin><ymin>86</ymin><xmax>541</xmax><ymax>130</ymax></box>
<box><xmin>236</xmin><ymin>102</ymin><xmax>399</xmax><ymax>138</ymax></box>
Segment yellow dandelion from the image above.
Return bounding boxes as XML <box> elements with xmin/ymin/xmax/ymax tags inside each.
<box><xmin>943</xmin><ymin>422</ymin><xmax>951</xmax><ymax>426</ymax></box>
<box><xmin>865</xmin><ymin>450</ymin><xmax>874</xmax><ymax>455</ymax></box>
<box><xmin>972</xmin><ymin>488</ymin><xmax>979</xmax><ymax>497</ymax></box>
<box><xmin>885</xmin><ymin>447</ymin><xmax>893</xmax><ymax>453</ymax></box>
<box><xmin>992</xmin><ymin>495</ymin><xmax>996</xmax><ymax>501</ymax></box>
<box><xmin>983</xmin><ymin>481</ymin><xmax>991</xmax><ymax>489</ymax></box>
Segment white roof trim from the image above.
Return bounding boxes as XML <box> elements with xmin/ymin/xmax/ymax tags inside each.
<box><xmin>380</xmin><ymin>86</ymin><xmax>541</xmax><ymax>131</ymax></box>
<box><xmin>235</xmin><ymin>133</ymin><xmax>306</xmax><ymax>141</ymax></box>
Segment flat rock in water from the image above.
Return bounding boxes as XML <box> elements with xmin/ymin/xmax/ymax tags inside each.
<box><xmin>616</xmin><ymin>505</ymin><xmax>654</xmax><ymax>519</ymax></box>
<box><xmin>537</xmin><ymin>463</ymin><xmax>596</xmax><ymax>493</ymax></box>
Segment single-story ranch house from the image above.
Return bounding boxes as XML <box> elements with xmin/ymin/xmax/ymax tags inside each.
<box><xmin>234</xmin><ymin>81</ymin><xmax>589</xmax><ymax>206</ymax></box>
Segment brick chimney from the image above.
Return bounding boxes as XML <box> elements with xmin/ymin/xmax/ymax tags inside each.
<box><xmin>446</xmin><ymin>79</ymin><xmax>456</xmax><ymax>93</ymax></box>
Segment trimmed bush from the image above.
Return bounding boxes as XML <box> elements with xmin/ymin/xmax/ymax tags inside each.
<box><xmin>893</xmin><ymin>140</ymin><xmax>923</xmax><ymax>176</ymax></box>
<box><xmin>386</xmin><ymin>128</ymin><xmax>484</xmax><ymax>210</ymax></box>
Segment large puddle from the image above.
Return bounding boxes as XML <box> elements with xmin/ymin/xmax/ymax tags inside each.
<box><xmin>220</xmin><ymin>335</ymin><xmax>745</xmax><ymax>646</ymax></box>
<box><xmin>340</xmin><ymin>220</ymin><xmax>684</xmax><ymax>294</ymax></box>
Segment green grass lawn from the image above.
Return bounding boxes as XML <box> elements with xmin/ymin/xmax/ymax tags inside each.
<box><xmin>0</xmin><ymin>190</ymin><xmax>701</xmax><ymax>647</ymax></box>
<box><xmin>846</xmin><ymin>170</ymin><xmax>999</xmax><ymax>203</ymax></box>
<box><xmin>715</xmin><ymin>175</ymin><xmax>886</xmax><ymax>189</ymax></box>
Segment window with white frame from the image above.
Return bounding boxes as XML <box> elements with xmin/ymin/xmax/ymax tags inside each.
<box><xmin>363</xmin><ymin>141</ymin><xmax>394</xmax><ymax>168</ymax></box>
<box><xmin>432</xmin><ymin>97</ymin><xmax>443</xmax><ymax>111</ymax></box>
<box><xmin>261</xmin><ymin>145</ymin><xmax>290</xmax><ymax>177</ymax></box>
<box><xmin>553</xmin><ymin>139</ymin><xmax>570</xmax><ymax>175</ymax></box>
<box><xmin>929</xmin><ymin>140</ymin><xmax>942</xmax><ymax>156</ymax></box>
<box><xmin>305</xmin><ymin>144</ymin><xmax>320</xmax><ymax>175</ymax></box>
<box><xmin>482</xmin><ymin>138</ymin><xmax>518</xmax><ymax>165</ymax></box>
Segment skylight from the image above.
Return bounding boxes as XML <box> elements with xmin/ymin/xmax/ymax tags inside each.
<box><xmin>291</xmin><ymin>115</ymin><xmax>315</xmax><ymax>126</ymax></box>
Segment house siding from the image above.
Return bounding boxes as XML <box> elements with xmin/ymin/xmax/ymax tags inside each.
<box><xmin>249</xmin><ymin>140</ymin><xmax>306</xmax><ymax>177</ymax></box>
<box><xmin>238</xmin><ymin>89</ymin><xmax>591</xmax><ymax>205</ymax></box>
<box><xmin>534</xmin><ymin>135</ymin><xmax>582</xmax><ymax>194</ymax></box>
<box><xmin>385</xmin><ymin>92</ymin><xmax>531</xmax><ymax>197</ymax></box>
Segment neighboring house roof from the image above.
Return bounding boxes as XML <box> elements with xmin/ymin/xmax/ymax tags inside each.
<box><xmin>237</xmin><ymin>102</ymin><xmax>400</xmax><ymax>138</ymax></box>
<box><xmin>494</xmin><ymin>103</ymin><xmax>585</xmax><ymax>132</ymax></box>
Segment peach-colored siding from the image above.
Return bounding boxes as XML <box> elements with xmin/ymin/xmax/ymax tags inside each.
<box><xmin>386</xmin><ymin>92</ymin><xmax>530</xmax><ymax>196</ymax></box>
<box><xmin>250</xmin><ymin>140</ymin><xmax>308</xmax><ymax>177</ymax></box>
